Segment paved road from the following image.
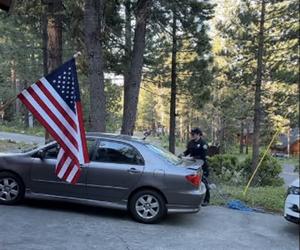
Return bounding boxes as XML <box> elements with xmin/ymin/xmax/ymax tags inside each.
<box><xmin>280</xmin><ymin>164</ymin><xmax>298</xmax><ymax>187</ymax></box>
<box><xmin>0</xmin><ymin>131</ymin><xmax>44</xmax><ymax>145</ymax></box>
<box><xmin>0</xmin><ymin>199</ymin><xmax>298</xmax><ymax>250</ymax></box>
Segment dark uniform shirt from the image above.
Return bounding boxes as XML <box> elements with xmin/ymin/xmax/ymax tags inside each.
<box><xmin>183</xmin><ymin>138</ymin><xmax>209</xmax><ymax>176</ymax></box>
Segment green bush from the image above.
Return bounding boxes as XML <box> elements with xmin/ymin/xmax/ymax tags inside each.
<box><xmin>240</xmin><ymin>153</ymin><xmax>284</xmax><ymax>187</ymax></box>
<box><xmin>208</xmin><ymin>154</ymin><xmax>244</xmax><ymax>184</ymax></box>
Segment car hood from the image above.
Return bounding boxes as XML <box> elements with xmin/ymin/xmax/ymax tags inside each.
<box><xmin>290</xmin><ymin>178</ymin><xmax>300</xmax><ymax>188</ymax></box>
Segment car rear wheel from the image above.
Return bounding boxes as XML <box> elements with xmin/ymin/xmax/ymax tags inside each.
<box><xmin>129</xmin><ymin>189</ymin><xmax>166</xmax><ymax>224</ymax></box>
<box><xmin>0</xmin><ymin>172</ymin><xmax>25</xmax><ymax>205</ymax></box>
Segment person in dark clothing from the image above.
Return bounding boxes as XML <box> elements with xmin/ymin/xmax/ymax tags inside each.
<box><xmin>183</xmin><ymin>127</ymin><xmax>210</xmax><ymax>206</ymax></box>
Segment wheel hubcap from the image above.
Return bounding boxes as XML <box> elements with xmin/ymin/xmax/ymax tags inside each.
<box><xmin>0</xmin><ymin>178</ymin><xmax>19</xmax><ymax>201</ymax></box>
<box><xmin>135</xmin><ymin>194</ymin><xmax>160</xmax><ymax>220</ymax></box>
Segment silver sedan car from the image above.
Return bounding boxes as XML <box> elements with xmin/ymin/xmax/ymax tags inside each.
<box><xmin>0</xmin><ymin>133</ymin><xmax>206</xmax><ymax>223</ymax></box>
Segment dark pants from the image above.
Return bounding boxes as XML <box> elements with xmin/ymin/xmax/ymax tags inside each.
<box><xmin>202</xmin><ymin>176</ymin><xmax>210</xmax><ymax>203</ymax></box>
<box><xmin>195</xmin><ymin>160</ymin><xmax>210</xmax><ymax>203</ymax></box>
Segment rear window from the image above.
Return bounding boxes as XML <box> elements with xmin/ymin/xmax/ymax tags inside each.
<box><xmin>93</xmin><ymin>140</ymin><xmax>144</xmax><ymax>165</ymax></box>
<box><xmin>146</xmin><ymin>144</ymin><xmax>181</xmax><ymax>165</ymax></box>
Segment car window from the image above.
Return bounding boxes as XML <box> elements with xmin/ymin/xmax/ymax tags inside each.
<box><xmin>86</xmin><ymin>138</ymin><xmax>97</xmax><ymax>158</ymax></box>
<box><xmin>146</xmin><ymin>144</ymin><xmax>182</xmax><ymax>165</ymax></box>
<box><xmin>44</xmin><ymin>144</ymin><xmax>60</xmax><ymax>159</ymax></box>
<box><xmin>93</xmin><ymin>140</ymin><xmax>144</xmax><ymax>165</ymax></box>
<box><xmin>32</xmin><ymin>138</ymin><xmax>96</xmax><ymax>159</ymax></box>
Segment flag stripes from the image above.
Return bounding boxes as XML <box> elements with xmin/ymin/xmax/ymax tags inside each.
<box><xmin>18</xmin><ymin>59</ymin><xmax>89</xmax><ymax>184</ymax></box>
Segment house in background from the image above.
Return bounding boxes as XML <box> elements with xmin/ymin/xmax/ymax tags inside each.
<box><xmin>271</xmin><ymin>128</ymin><xmax>300</xmax><ymax>156</ymax></box>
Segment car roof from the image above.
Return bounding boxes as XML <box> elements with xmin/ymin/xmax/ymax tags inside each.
<box><xmin>86</xmin><ymin>132</ymin><xmax>147</xmax><ymax>144</ymax></box>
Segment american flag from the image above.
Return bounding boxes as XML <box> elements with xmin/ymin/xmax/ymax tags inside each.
<box><xmin>18</xmin><ymin>58</ymin><xmax>89</xmax><ymax>184</ymax></box>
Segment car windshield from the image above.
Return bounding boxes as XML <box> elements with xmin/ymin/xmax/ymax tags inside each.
<box><xmin>146</xmin><ymin>144</ymin><xmax>182</xmax><ymax>165</ymax></box>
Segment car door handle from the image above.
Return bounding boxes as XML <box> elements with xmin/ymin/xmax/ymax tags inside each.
<box><xmin>127</xmin><ymin>168</ymin><xmax>141</xmax><ymax>174</ymax></box>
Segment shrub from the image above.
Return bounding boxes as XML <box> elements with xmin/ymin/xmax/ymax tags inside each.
<box><xmin>208</xmin><ymin>154</ymin><xmax>244</xmax><ymax>184</ymax></box>
<box><xmin>240</xmin><ymin>153</ymin><xmax>284</xmax><ymax>187</ymax></box>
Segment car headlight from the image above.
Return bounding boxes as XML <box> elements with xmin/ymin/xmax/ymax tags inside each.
<box><xmin>287</xmin><ymin>186</ymin><xmax>300</xmax><ymax>195</ymax></box>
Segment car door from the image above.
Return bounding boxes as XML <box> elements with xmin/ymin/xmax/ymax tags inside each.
<box><xmin>86</xmin><ymin>139</ymin><xmax>145</xmax><ymax>202</ymax></box>
<box><xmin>29</xmin><ymin>138</ymin><xmax>97</xmax><ymax>198</ymax></box>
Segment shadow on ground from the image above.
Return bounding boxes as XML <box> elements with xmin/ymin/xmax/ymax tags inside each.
<box><xmin>22</xmin><ymin>197</ymin><xmax>194</xmax><ymax>226</ymax></box>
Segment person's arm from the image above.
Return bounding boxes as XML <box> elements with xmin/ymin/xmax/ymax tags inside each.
<box><xmin>183</xmin><ymin>141</ymin><xmax>191</xmax><ymax>156</ymax></box>
<box><xmin>203</xmin><ymin>141</ymin><xmax>208</xmax><ymax>159</ymax></box>
<box><xmin>201</xmin><ymin>140</ymin><xmax>209</xmax><ymax>176</ymax></box>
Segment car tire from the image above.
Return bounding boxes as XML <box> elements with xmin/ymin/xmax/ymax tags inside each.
<box><xmin>129</xmin><ymin>189</ymin><xmax>166</xmax><ymax>224</ymax></box>
<box><xmin>0</xmin><ymin>172</ymin><xmax>25</xmax><ymax>205</ymax></box>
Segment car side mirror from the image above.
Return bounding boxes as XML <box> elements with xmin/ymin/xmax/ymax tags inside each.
<box><xmin>36</xmin><ymin>150</ymin><xmax>46</xmax><ymax>159</ymax></box>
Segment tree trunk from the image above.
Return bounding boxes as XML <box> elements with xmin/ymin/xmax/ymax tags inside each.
<box><xmin>22</xmin><ymin>80</ymin><xmax>29</xmax><ymax>128</ymax></box>
<box><xmin>239</xmin><ymin>121</ymin><xmax>244</xmax><ymax>154</ymax></box>
<box><xmin>41</xmin><ymin>10</ymin><xmax>48</xmax><ymax>137</ymax></box>
<box><xmin>287</xmin><ymin>126</ymin><xmax>290</xmax><ymax>157</ymax></box>
<box><xmin>124</xmin><ymin>0</ymin><xmax>132</xmax><ymax>90</ymax></box>
<box><xmin>220</xmin><ymin>116</ymin><xmax>225</xmax><ymax>153</ymax></box>
<box><xmin>47</xmin><ymin>0</ymin><xmax>62</xmax><ymax>73</ymax></box>
<box><xmin>15</xmin><ymin>78</ymin><xmax>21</xmax><ymax>117</ymax></box>
<box><xmin>251</xmin><ymin>0</ymin><xmax>266</xmax><ymax>172</ymax></box>
<box><xmin>246</xmin><ymin>122</ymin><xmax>249</xmax><ymax>154</ymax></box>
<box><xmin>169</xmin><ymin>13</ymin><xmax>177</xmax><ymax>153</ymax></box>
<box><xmin>42</xmin><ymin>11</ymin><xmax>48</xmax><ymax>76</ymax></box>
<box><xmin>45</xmin><ymin>0</ymin><xmax>63</xmax><ymax>143</ymax></box>
<box><xmin>121</xmin><ymin>0</ymin><xmax>151</xmax><ymax>135</ymax></box>
<box><xmin>10</xmin><ymin>59</ymin><xmax>16</xmax><ymax>117</ymax></box>
<box><xmin>84</xmin><ymin>0</ymin><xmax>106</xmax><ymax>132</ymax></box>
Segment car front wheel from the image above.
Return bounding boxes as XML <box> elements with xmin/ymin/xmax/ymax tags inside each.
<box><xmin>129</xmin><ymin>189</ymin><xmax>166</xmax><ymax>224</ymax></box>
<box><xmin>0</xmin><ymin>172</ymin><xmax>25</xmax><ymax>205</ymax></box>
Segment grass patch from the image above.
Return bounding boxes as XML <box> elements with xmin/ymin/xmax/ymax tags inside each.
<box><xmin>277</xmin><ymin>156</ymin><xmax>299</xmax><ymax>166</ymax></box>
<box><xmin>0</xmin><ymin>124</ymin><xmax>44</xmax><ymax>137</ymax></box>
<box><xmin>210</xmin><ymin>185</ymin><xmax>286</xmax><ymax>213</ymax></box>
